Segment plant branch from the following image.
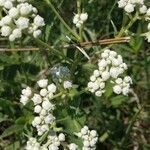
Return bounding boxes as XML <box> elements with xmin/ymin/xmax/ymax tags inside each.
<box><xmin>45</xmin><ymin>0</ymin><xmax>80</xmax><ymax>41</ymax></box>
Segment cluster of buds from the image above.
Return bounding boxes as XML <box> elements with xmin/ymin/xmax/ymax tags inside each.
<box><xmin>41</xmin><ymin>132</ymin><xmax>65</xmax><ymax>150</ymax></box>
<box><xmin>26</xmin><ymin>132</ymin><xmax>65</xmax><ymax>150</ymax></box>
<box><xmin>26</xmin><ymin>137</ymin><xmax>40</xmax><ymax>150</ymax></box>
<box><xmin>20</xmin><ymin>79</ymin><xmax>57</xmax><ymax>136</ymax></box>
<box><xmin>20</xmin><ymin>86</ymin><xmax>32</xmax><ymax>105</ymax></box>
<box><xmin>68</xmin><ymin>143</ymin><xmax>79</xmax><ymax>150</ymax></box>
<box><xmin>0</xmin><ymin>0</ymin><xmax>45</xmax><ymax>41</ymax></box>
<box><xmin>112</xmin><ymin>76</ymin><xmax>132</xmax><ymax>95</ymax></box>
<box><xmin>76</xmin><ymin>126</ymin><xmax>98</xmax><ymax>150</ymax></box>
<box><xmin>118</xmin><ymin>0</ymin><xmax>150</xmax><ymax>42</ymax></box>
<box><xmin>73</xmin><ymin>13</ymin><xmax>88</xmax><ymax>28</ymax></box>
<box><xmin>87</xmin><ymin>49</ymin><xmax>132</xmax><ymax>97</ymax></box>
<box><xmin>118</xmin><ymin>0</ymin><xmax>145</xmax><ymax>13</ymax></box>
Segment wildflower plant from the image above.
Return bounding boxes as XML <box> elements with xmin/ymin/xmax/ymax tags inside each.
<box><xmin>0</xmin><ymin>0</ymin><xmax>149</xmax><ymax>150</ymax></box>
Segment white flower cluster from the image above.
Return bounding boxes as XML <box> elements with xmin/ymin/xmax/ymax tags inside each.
<box><xmin>20</xmin><ymin>79</ymin><xmax>57</xmax><ymax>136</ymax></box>
<box><xmin>32</xmin><ymin>79</ymin><xmax>57</xmax><ymax>136</ymax></box>
<box><xmin>118</xmin><ymin>0</ymin><xmax>145</xmax><ymax>13</ymax></box>
<box><xmin>68</xmin><ymin>143</ymin><xmax>79</xmax><ymax>150</ymax></box>
<box><xmin>118</xmin><ymin>0</ymin><xmax>150</xmax><ymax>42</ymax></box>
<box><xmin>87</xmin><ymin>49</ymin><xmax>132</xmax><ymax>97</ymax></box>
<box><xmin>0</xmin><ymin>0</ymin><xmax>45</xmax><ymax>41</ymax></box>
<box><xmin>41</xmin><ymin>132</ymin><xmax>65</xmax><ymax>150</ymax></box>
<box><xmin>26</xmin><ymin>132</ymin><xmax>65</xmax><ymax>150</ymax></box>
<box><xmin>112</xmin><ymin>76</ymin><xmax>132</xmax><ymax>95</ymax></box>
<box><xmin>76</xmin><ymin>126</ymin><xmax>98</xmax><ymax>150</ymax></box>
<box><xmin>20</xmin><ymin>86</ymin><xmax>32</xmax><ymax>105</ymax></box>
<box><xmin>26</xmin><ymin>137</ymin><xmax>40</xmax><ymax>150</ymax></box>
<box><xmin>73</xmin><ymin>13</ymin><xmax>88</xmax><ymax>28</ymax></box>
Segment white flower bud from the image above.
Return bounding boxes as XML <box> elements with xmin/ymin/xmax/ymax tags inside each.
<box><xmin>104</xmin><ymin>49</ymin><xmax>110</xmax><ymax>54</ymax></box>
<box><xmin>122</xmin><ymin>87</ymin><xmax>129</xmax><ymax>95</ymax></box>
<box><xmin>63</xmin><ymin>81</ymin><xmax>72</xmax><ymax>89</ymax></box>
<box><xmin>68</xmin><ymin>143</ymin><xmax>78</xmax><ymax>150</ymax></box>
<box><xmin>73</xmin><ymin>14</ymin><xmax>79</xmax><ymax>24</ymax></box>
<box><xmin>99</xmin><ymin>82</ymin><xmax>105</xmax><ymax>89</ymax></box>
<box><xmin>146</xmin><ymin>8</ymin><xmax>150</xmax><ymax>16</ymax></box>
<box><xmin>12</xmin><ymin>28</ymin><xmax>22</xmax><ymax>38</ymax></box>
<box><xmin>32</xmin><ymin>94</ymin><xmax>42</xmax><ymax>105</ymax></box>
<box><xmin>20</xmin><ymin>5</ymin><xmax>32</xmax><ymax>16</ymax></box>
<box><xmin>0</xmin><ymin>0</ymin><xmax>5</xmax><ymax>6</ymax></box>
<box><xmin>33</xmin><ymin>117</ymin><xmax>41</xmax><ymax>125</ymax></box>
<box><xmin>9</xmin><ymin>7</ymin><xmax>19</xmax><ymax>18</ymax></box>
<box><xmin>16</xmin><ymin>17</ymin><xmax>29</xmax><ymax>29</ymax></box>
<box><xmin>34</xmin><ymin>105</ymin><xmax>42</xmax><ymax>113</ymax></box>
<box><xmin>34</xmin><ymin>15</ymin><xmax>45</xmax><ymax>27</ymax></box>
<box><xmin>81</xmin><ymin>128</ymin><xmax>88</xmax><ymax>135</ymax></box>
<box><xmin>118</xmin><ymin>0</ymin><xmax>127</xmax><ymax>8</ymax></box>
<box><xmin>80</xmin><ymin>13</ymin><xmax>88</xmax><ymax>21</ymax></box>
<box><xmin>37</xmin><ymin>79</ymin><xmax>48</xmax><ymax>88</ymax></box>
<box><xmin>109</xmin><ymin>51</ymin><xmax>117</xmax><ymax>57</ymax></box>
<box><xmin>76</xmin><ymin>22</ymin><xmax>81</xmax><ymax>28</ymax></box>
<box><xmin>113</xmin><ymin>85</ymin><xmax>122</xmax><ymax>94</ymax></box>
<box><xmin>9</xmin><ymin>34</ymin><xmax>16</xmax><ymax>41</ymax></box>
<box><xmin>90</xmin><ymin>75</ymin><xmax>96</xmax><ymax>82</ymax></box>
<box><xmin>22</xmin><ymin>87</ymin><xmax>32</xmax><ymax>97</ymax></box>
<box><xmin>101</xmin><ymin>71</ymin><xmax>110</xmax><ymax>81</ymax></box>
<box><xmin>92</xmin><ymin>82</ymin><xmax>99</xmax><ymax>90</ymax></box>
<box><xmin>4</xmin><ymin>1</ymin><xmax>13</xmax><ymax>9</ymax></box>
<box><xmin>83</xmin><ymin>140</ymin><xmax>90</xmax><ymax>147</ymax></box>
<box><xmin>90</xmin><ymin>138</ymin><xmax>97</xmax><ymax>147</ymax></box>
<box><xmin>110</xmin><ymin>67</ymin><xmax>119</xmax><ymax>78</ymax></box>
<box><xmin>44</xmin><ymin>114</ymin><xmax>55</xmax><ymax>124</ymax></box>
<box><xmin>93</xmin><ymin>70</ymin><xmax>100</xmax><ymax>77</ymax></box>
<box><xmin>95</xmin><ymin>90</ymin><xmax>102</xmax><ymax>97</ymax></box>
<box><xmin>90</xmin><ymin>130</ymin><xmax>97</xmax><ymax>137</ymax></box>
<box><xmin>124</xmin><ymin>76</ymin><xmax>132</xmax><ymax>83</ymax></box>
<box><xmin>33</xmin><ymin>29</ymin><xmax>41</xmax><ymax>38</ymax></box>
<box><xmin>124</xmin><ymin>4</ymin><xmax>134</xmax><ymax>13</ymax></box>
<box><xmin>42</xmin><ymin>100</ymin><xmax>52</xmax><ymax>110</ymax></box>
<box><xmin>88</xmin><ymin>82</ymin><xmax>93</xmax><ymax>88</ymax></box>
<box><xmin>101</xmin><ymin>52</ymin><xmax>108</xmax><ymax>58</ymax></box>
<box><xmin>1</xmin><ymin>26</ymin><xmax>12</xmax><ymax>36</ymax></box>
<box><xmin>20</xmin><ymin>95</ymin><xmax>29</xmax><ymax>105</ymax></box>
<box><xmin>40</xmin><ymin>109</ymin><xmax>47</xmax><ymax>116</ymax></box>
<box><xmin>139</xmin><ymin>5</ymin><xmax>147</xmax><ymax>14</ymax></box>
<box><xmin>112</xmin><ymin>58</ymin><xmax>119</xmax><ymax>66</ymax></box>
<box><xmin>1</xmin><ymin>16</ymin><xmax>12</xmax><ymax>25</ymax></box>
<box><xmin>115</xmin><ymin>78</ymin><xmax>123</xmax><ymax>84</ymax></box>
<box><xmin>98</xmin><ymin>59</ymin><xmax>107</xmax><ymax>67</ymax></box>
<box><xmin>58</xmin><ymin>133</ymin><xmax>65</xmax><ymax>141</ymax></box>
<box><xmin>41</xmin><ymin>124</ymin><xmax>49</xmax><ymax>132</ymax></box>
<box><xmin>40</xmin><ymin>88</ymin><xmax>48</xmax><ymax>97</ymax></box>
<box><xmin>47</xmin><ymin>83</ymin><xmax>56</xmax><ymax>93</ymax></box>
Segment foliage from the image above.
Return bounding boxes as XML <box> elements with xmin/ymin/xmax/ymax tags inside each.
<box><xmin>0</xmin><ymin>0</ymin><xmax>149</xmax><ymax>150</ymax></box>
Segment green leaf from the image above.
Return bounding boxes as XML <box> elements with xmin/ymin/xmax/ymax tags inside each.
<box><xmin>104</xmin><ymin>81</ymin><xmax>113</xmax><ymax>98</ymax></box>
<box><xmin>4</xmin><ymin>141</ymin><xmax>20</xmax><ymax>150</ymax></box>
<box><xmin>111</xmin><ymin>95</ymin><xmax>126</xmax><ymax>107</ymax></box>
<box><xmin>0</xmin><ymin>125</ymin><xmax>24</xmax><ymax>139</ymax></box>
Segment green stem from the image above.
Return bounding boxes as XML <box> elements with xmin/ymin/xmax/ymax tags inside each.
<box><xmin>119</xmin><ymin>107</ymin><xmax>143</xmax><ymax>148</ymax></box>
<box><xmin>34</xmin><ymin>38</ymin><xmax>72</xmax><ymax>62</ymax></box>
<box><xmin>51</xmin><ymin>92</ymin><xmax>63</xmax><ymax>100</ymax></box>
<box><xmin>45</xmin><ymin>0</ymin><xmax>80</xmax><ymax>41</ymax></box>
<box><xmin>116</xmin><ymin>12</ymin><xmax>139</xmax><ymax>38</ymax></box>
